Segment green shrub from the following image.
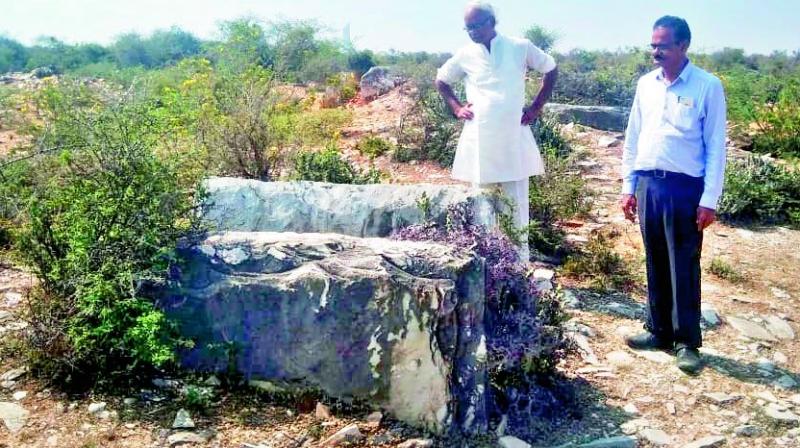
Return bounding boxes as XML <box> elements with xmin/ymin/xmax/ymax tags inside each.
<box><xmin>722</xmin><ymin>69</ymin><xmax>800</xmax><ymax>158</ymax></box>
<box><xmin>11</xmin><ymin>84</ymin><xmax>202</xmax><ymax>387</ymax></box>
<box><xmin>394</xmin><ymin>84</ymin><xmax>462</xmax><ymax>167</ymax></box>
<box><xmin>561</xmin><ymin>230</ymin><xmax>637</xmax><ymax>292</ymax></box>
<box><xmin>707</xmin><ymin>257</ymin><xmax>746</xmax><ymax>283</ymax></box>
<box><xmin>528</xmin><ymin>140</ymin><xmax>592</xmax><ymax>256</ymax></box>
<box><xmin>291</xmin><ymin>145</ymin><xmax>382</xmax><ymax>184</ymax></box>
<box><xmin>718</xmin><ymin>156</ymin><xmax>800</xmax><ymax>227</ymax></box>
<box><xmin>356</xmin><ymin>135</ymin><xmax>394</xmax><ymax>158</ymax></box>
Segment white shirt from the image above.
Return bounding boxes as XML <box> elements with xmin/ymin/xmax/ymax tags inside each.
<box><xmin>436</xmin><ymin>34</ymin><xmax>557</xmax><ymax>184</ymax></box>
<box><xmin>621</xmin><ymin>61</ymin><xmax>727</xmax><ymax>209</ymax></box>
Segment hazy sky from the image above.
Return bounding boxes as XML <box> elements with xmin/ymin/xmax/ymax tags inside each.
<box><xmin>1</xmin><ymin>0</ymin><xmax>798</xmax><ymax>55</ymax></box>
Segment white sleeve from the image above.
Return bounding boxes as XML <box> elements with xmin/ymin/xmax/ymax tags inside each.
<box><xmin>699</xmin><ymin>78</ymin><xmax>728</xmax><ymax>209</ymax></box>
<box><xmin>621</xmin><ymin>82</ymin><xmax>642</xmax><ymax>195</ymax></box>
<box><xmin>526</xmin><ymin>41</ymin><xmax>556</xmax><ymax>74</ymax></box>
<box><xmin>436</xmin><ymin>52</ymin><xmax>465</xmax><ymax>84</ymax></box>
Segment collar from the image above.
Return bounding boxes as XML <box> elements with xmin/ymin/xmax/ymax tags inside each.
<box><xmin>656</xmin><ymin>59</ymin><xmax>693</xmax><ymax>84</ymax></box>
<box><xmin>476</xmin><ymin>33</ymin><xmax>502</xmax><ymax>53</ymax></box>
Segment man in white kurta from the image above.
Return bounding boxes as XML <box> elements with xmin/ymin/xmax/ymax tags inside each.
<box><xmin>435</xmin><ymin>2</ymin><xmax>558</xmax><ymax>260</ymax></box>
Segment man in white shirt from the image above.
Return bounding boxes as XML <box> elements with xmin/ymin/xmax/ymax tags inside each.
<box><xmin>435</xmin><ymin>1</ymin><xmax>558</xmax><ymax>261</ymax></box>
<box><xmin>621</xmin><ymin>16</ymin><xmax>727</xmax><ymax>374</ymax></box>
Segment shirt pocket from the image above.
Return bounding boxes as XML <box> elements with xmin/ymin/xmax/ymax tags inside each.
<box><xmin>665</xmin><ymin>95</ymin><xmax>699</xmax><ymax>132</ymax></box>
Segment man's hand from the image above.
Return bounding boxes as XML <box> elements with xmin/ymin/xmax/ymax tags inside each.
<box><xmin>521</xmin><ymin>105</ymin><xmax>541</xmax><ymax>125</ymax></box>
<box><xmin>696</xmin><ymin>206</ymin><xmax>716</xmax><ymax>231</ymax></box>
<box><xmin>455</xmin><ymin>102</ymin><xmax>474</xmax><ymax>120</ymax></box>
<box><xmin>621</xmin><ymin>194</ymin><xmax>637</xmax><ymax>223</ymax></box>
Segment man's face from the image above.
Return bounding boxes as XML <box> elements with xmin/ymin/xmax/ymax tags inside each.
<box><xmin>651</xmin><ymin>26</ymin><xmax>688</xmax><ymax>71</ymax></box>
<box><xmin>464</xmin><ymin>9</ymin><xmax>495</xmax><ymax>44</ymax></box>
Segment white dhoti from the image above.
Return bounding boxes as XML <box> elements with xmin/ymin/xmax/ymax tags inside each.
<box><xmin>474</xmin><ymin>179</ymin><xmax>530</xmax><ymax>261</ymax></box>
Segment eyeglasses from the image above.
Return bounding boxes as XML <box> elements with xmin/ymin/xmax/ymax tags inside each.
<box><xmin>464</xmin><ymin>17</ymin><xmax>491</xmax><ymax>31</ymax></box>
<box><xmin>650</xmin><ymin>42</ymin><xmax>678</xmax><ymax>51</ymax></box>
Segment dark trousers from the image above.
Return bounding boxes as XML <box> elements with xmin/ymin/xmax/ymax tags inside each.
<box><xmin>635</xmin><ymin>170</ymin><xmax>704</xmax><ymax>348</ymax></box>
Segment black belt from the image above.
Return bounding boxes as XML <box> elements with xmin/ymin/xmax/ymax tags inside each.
<box><xmin>634</xmin><ymin>169</ymin><xmax>700</xmax><ymax>180</ymax></box>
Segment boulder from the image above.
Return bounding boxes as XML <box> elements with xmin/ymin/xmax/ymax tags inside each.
<box><xmin>544</xmin><ymin>103</ymin><xmax>630</xmax><ymax>132</ymax></box>
<box><xmin>160</xmin><ymin>231</ymin><xmax>488</xmax><ymax>432</ymax></box>
<box><xmin>359</xmin><ymin>66</ymin><xmax>403</xmax><ymax>100</ymax></box>
<box><xmin>201</xmin><ymin>178</ymin><xmax>498</xmax><ymax>238</ymax></box>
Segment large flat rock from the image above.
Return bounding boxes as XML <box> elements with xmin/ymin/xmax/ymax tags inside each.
<box><xmin>201</xmin><ymin>178</ymin><xmax>498</xmax><ymax>238</ymax></box>
<box><xmin>544</xmin><ymin>103</ymin><xmax>630</xmax><ymax>132</ymax></box>
<box><xmin>160</xmin><ymin>231</ymin><xmax>488</xmax><ymax>432</ymax></box>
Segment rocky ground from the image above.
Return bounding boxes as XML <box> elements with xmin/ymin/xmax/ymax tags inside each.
<box><xmin>1</xmin><ymin>84</ymin><xmax>800</xmax><ymax>447</ymax></box>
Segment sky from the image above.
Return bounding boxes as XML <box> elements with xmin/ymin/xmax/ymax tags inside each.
<box><xmin>1</xmin><ymin>0</ymin><xmax>799</xmax><ymax>55</ymax></box>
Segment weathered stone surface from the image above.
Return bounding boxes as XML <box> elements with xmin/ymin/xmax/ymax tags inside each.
<box><xmin>682</xmin><ymin>436</ymin><xmax>726</xmax><ymax>448</ymax></box>
<box><xmin>168</xmin><ymin>430</ymin><xmax>215</xmax><ymax>446</ymax></box>
<box><xmin>161</xmin><ymin>231</ymin><xmax>487</xmax><ymax>432</ymax></box>
<box><xmin>764</xmin><ymin>315</ymin><xmax>795</xmax><ymax>340</ymax></box>
<box><xmin>764</xmin><ymin>403</ymin><xmax>800</xmax><ymax>424</ymax></box>
<box><xmin>727</xmin><ymin>316</ymin><xmax>777</xmax><ymax>342</ymax></box>
<box><xmin>397</xmin><ymin>439</ymin><xmax>434</xmax><ymax>448</ymax></box>
<box><xmin>498</xmin><ymin>436</ymin><xmax>531</xmax><ymax>448</ymax></box>
<box><xmin>640</xmin><ymin>428</ymin><xmax>672</xmax><ymax>446</ymax></box>
<box><xmin>322</xmin><ymin>423</ymin><xmax>364</xmax><ymax>446</ymax></box>
<box><xmin>0</xmin><ymin>367</ymin><xmax>27</xmax><ymax>382</ymax></box>
<box><xmin>578</xmin><ymin>435</ymin><xmax>637</xmax><ymax>448</ymax></box>
<box><xmin>702</xmin><ymin>392</ymin><xmax>742</xmax><ymax>405</ymax></box>
<box><xmin>172</xmin><ymin>409</ymin><xmax>195</xmax><ymax>429</ymax></box>
<box><xmin>201</xmin><ymin>178</ymin><xmax>498</xmax><ymax>238</ymax></box>
<box><xmin>701</xmin><ymin>303</ymin><xmax>721</xmax><ymax>327</ymax></box>
<box><xmin>0</xmin><ymin>401</ymin><xmax>28</xmax><ymax>432</ymax></box>
<box><xmin>359</xmin><ymin>66</ymin><xmax>404</xmax><ymax>100</ymax></box>
<box><xmin>544</xmin><ymin>103</ymin><xmax>630</xmax><ymax>132</ymax></box>
<box><xmin>87</xmin><ymin>402</ymin><xmax>106</xmax><ymax>414</ymax></box>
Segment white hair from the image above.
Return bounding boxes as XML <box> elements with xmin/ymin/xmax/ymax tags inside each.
<box><xmin>465</xmin><ymin>1</ymin><xmax>496</xmax><ymax>20</ymax></box>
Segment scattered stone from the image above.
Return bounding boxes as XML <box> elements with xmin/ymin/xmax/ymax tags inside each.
<box><xmin>774</xmin><ymin>375</ymin><xmax>798</xmax><ymax>390</ymax></box>
<box><xmin>564</xmin><ymin>320</ymin><xmax>597</xmax><ymax>338</ymax></box>
<box><xmin>606</xmin><ymin>351</ymin><xmax>636</xmax><ymax>370</ymax></box>
<box><xmin>621</xmin><ymin>418</ymin><xmax>650</xmax><ymax>434</ymax></box>
<box><xmin>682</xmin><ymin>436</ymin><xmax>726</xmax><ymax>448</ymax></box>
<box><xmin>601</xmin><ymin>302</ymin><xmax>641</xmax><ymax>319</ymax></box>
<box><xmin>321</xmin><ymin>423</ymin><xmax>364</xmax><ymax>446</ymax></box>
<box><xmin>172</xmin><ymin>408</ymin><xmax>195</xmax><ymax>429</ymax></box>
<box><xmin>203</xmin><ymin>375</ymin><xmax>222</xmax><ymax>387</ymax></box>
<box><xmin>0</xmin><ymin>401</ymin><xmax>29</xmax><ymax>432</ymax></box>
<box><xmin>0</xmin><ymin>310</ymin><xmax>12</xmax><ymax>324</ymax></box>
<box><xmin>561</xmin><ymin>289</ymin><xmax>581</xmax><ymax>309</ymax></box>
<box><xmin>1</xmin><ymin>381</ymin><xmax>15</xmax><ymax>389</ymax></box>
<box><xmin>578</xmin><ymin>435</ymin><xmax>637</xmax><ymax>448</ymax></box>
<box><xmin>248</xmin><ymin>380</ymin><xmax>286</xmax><ymax>393</ymax></box>
<box><xmin>763</xmin><ymin>403</ymin><xmax>800</xmax><ymax>424</ymax></box>
<box><xmin>765</xmin><ymin>315</ymin><xmax>795</xmax><ymax>340</ymax></box>
<box><xmin>0</xmin><ymin>367</ymin><xmax>28</xmax><ymax>382</ymax></box>
<box><xmin>701</xmin><ymin>303</ymin><xmax>721</xmax><ymax>327</ymax></box>
<box><xmin>598</xmin><ymin>135</ymin><xmax>621</xmax><ymax>148</ymax></box>
<box><xmin>623</xmin><ymin>403</ymin><xmax>639</xmax><ymax>415</ymax></box>
<box><xmin>123</xmin><ymin>397</ymin><xmax>137</xmax><ymax>406</ymax></box>
<box><xmin>774</xmin><ymin>352</ymin><xmax>789</xmax><ymax>364</ymax></box>
<box><xmin>316</xmin><ymin>402</ymin><xmax>332</xmax><ymax>420</ymax></box>
<box><xmin>498</xmin><ymin>436</ymin><xmax>530</xmax><ymax>448</ymax></box>
<box><xmin>167</xmin><ymin>430</ymin><xmax>215</xmax><ymax>446</ymax></box>
<box><xmin>702</xmin><ymin>392</ymin><xmax>742</xmax><ymax>405</ymax></box>
<box><xmin>365</xmin><ymin>411</ymin><xmax>383</xmax><ymax>424</ymax></box>
<box><xmin>666</xmin><ymin>402</ymin><xmax>676</xmax><ymax>415</ymax></box>
<box><xmin>673</xmin><ymin>384</ymin><xmax>690</xmax><ymax>394</ymax></box>
<box><xmin>532</xmin><ymin>268</ymin><xmax>555</xmax><ymax>281</ymax></box>
<box><xmin>87</xmin><ymin>402</ymin><xmax>106</xmax><ymax>414</ymax></box>
<box><xmin>771</xmin><ymin>287</ymin><xmax>791</xmax><ymax>300</ymax></box>
<box><xmin>640</xmin><ymin>428</ymin><xmax>672</xmax><ymax>446</ymax></box>
<box><xmin>734</xmin><ymin>425</ymin><xmax>762</xmax><ymax>437</ymax></box>
<box><xmin>397</xmin><ymin>439</ymin><xmax>434</xmax><ymax>448</ymax></box>
<box><xmin>12</xmin><ymin>391</ymin><xmax>26</xmax><ymax>401</ymax></box>
<box><xmin>569</xmin><ymin>332</ymin><xmax>599</xmax><ymax>364</ymax></box>
<box><xmin>631</xmin><ymin>349</ymin><xmax>673</xmax><ymax>364</ymax></box>
<box><xmin>727</xmin><ymin>316</ymin><xmax>777</xmax><ymax>342</ymax></box>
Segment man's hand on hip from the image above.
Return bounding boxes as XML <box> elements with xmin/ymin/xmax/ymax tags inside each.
<box><xmin>455</xmin><ymin>103</ymin><xmax>474</xmax><ymax>120</ymax></box>
<box><xmin>521</xmin><ymin>105</ymin><xmax>541</xmax><ymax>125</ymax></box>
<box><xmin>696</xmin><ymin>206</ymin><xmax>716</xmax><ymax>231</ymax></box>
<box><xmin>621</xmin><ymin>194</ymin><xmax>637</xmax><ymax>223</ymax></box>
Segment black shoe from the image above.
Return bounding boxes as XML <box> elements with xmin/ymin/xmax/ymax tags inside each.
<box><xmin>676</xmin><ymin>346</ymin><xmax>703</xmax><ymax>374</ymax></box>
<box><xmin>625</xmin><ymin>331</ymin><xmax>670</xmax><ymax>351</ymax></box>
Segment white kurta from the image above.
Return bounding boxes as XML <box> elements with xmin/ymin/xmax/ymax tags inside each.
<box><xmin>436</xmin><ymin>34</ymin><xmax>557</xmax><ymax>184</ymax></box>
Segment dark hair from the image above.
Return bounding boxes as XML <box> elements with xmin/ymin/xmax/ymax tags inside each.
<box><xmin>653</xmin><ymin>15</ymin><xmax>691</xmax><ymax>45</ymax></box>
